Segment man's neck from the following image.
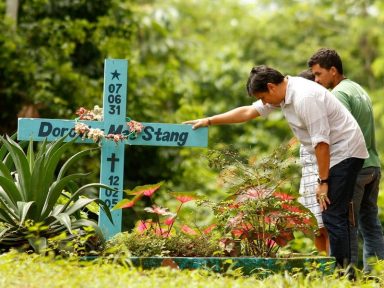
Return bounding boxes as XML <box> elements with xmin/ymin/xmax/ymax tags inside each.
<box><xmin>333</xmin><ymin>74</ymin><xmax>346</xmax><ymax>88</ymax></box>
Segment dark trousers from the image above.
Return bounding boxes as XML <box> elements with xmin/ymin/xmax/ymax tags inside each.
<box><xmin>322</xmin><ymin>157</ymin><xmax>364</xmax><ymax>267</ymax></box>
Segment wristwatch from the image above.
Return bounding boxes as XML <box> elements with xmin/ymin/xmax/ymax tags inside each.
<box><xmin>317</xmin><ymin>177</ymin><xmax>329</xmax><ymax>185</ymax></box>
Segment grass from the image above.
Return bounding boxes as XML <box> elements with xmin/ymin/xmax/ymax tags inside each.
<box><xmin>0</xmin><ymin>251</ymin><xmax>383</xmax><ymax>288</ymax></box>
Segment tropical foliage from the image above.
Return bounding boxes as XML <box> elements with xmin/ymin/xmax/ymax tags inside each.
<box><xmin>107</xmin><ymin>143</ymin><xmax>316</xmax><ymax>257</ymax></box>
<box><xmin>0</xmin><ymin>135</ymin><xmax>112</xmax><ymax>253</ymax></box>
<box><xmin>107</xmin><ymin>182</ymin><xmax>220</xmax><ymax>257</ymax></box>
<box><xmin>1</xmin><ymin>0</ymin><xmax>384</xmax><ymax>238</ymax></box>
<box><xmin>200</xmin><ymin>143</ymin><xmax>317</xmax><ymax>257</ymax></box>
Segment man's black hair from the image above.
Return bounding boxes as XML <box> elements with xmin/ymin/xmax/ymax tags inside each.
<box><xmin>307</xmin><ymin>48</ymin><xmax>343</xmax><ymax>74</ymax></box>
<box><xmin>246</xmin><ymin>65</ymin><xmax>285</xmax><ymax>96</ymax></box>
<box><xmin>298</xmin><ymin>69</ymin><xmax>315</xmax><ymax>81</ymax></box>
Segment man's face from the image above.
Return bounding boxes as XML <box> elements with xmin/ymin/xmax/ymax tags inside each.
<box><xmin>253</xmin><ymin>83</ymin><xmax>284</xmax><ymax>105</ymax></box>
<box><xmin>311</xmin><ymin>64</ymin><xmax>335</xmax><ymax>89</ymax></box>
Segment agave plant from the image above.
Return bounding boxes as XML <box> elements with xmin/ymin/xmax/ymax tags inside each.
<box><xmin>0</xmin><ymin>134</ymin><xmax>113</xmax><ymax>253</ymax></box>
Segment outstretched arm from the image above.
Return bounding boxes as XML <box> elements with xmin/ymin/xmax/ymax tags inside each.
<box><xmin>183</xmin><ymin>105</ymin><xmax>260</xmax><ymax>129</ymax></box>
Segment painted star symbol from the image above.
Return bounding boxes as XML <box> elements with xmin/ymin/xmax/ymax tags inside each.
<box><xmin>111</xmin><ymin>70</ymin><xmax>120</xmax><ymax>80</ymax></box>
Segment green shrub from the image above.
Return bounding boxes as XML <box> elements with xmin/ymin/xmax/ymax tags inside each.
<box><xmin>104</xmin><ymin>230</ymin><xmax>221</xmax><ymax>257</ymax></box>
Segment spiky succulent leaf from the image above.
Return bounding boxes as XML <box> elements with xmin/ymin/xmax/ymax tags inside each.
<box><xmin>57</xmin><ymin>148</ymin><xmax>99</xmax><ymax>181</ymax></box>
<box><xmin>0</xmin><ymin>176</ymin><xmax>21</xmax><ymax>210</ymax></box>
<box><xmin>41</xmin><ymin>173</ymin><xmax>90</xmax><ymax>219</ymax></box>
<box><xmin>1</xmin><ymin>136</ymin><xmax>31</xmax><ymax>201</ymax></box>
<box><xmin>16</xmin><ymin>201</ymin><xmax>35</xmax><ymax>227</ymax></box>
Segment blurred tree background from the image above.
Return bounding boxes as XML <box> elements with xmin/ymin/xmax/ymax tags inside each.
<box><xmin>1</xmin><ymin>0</ymin><xmax>384</xmax><ymax>237</ymax></box>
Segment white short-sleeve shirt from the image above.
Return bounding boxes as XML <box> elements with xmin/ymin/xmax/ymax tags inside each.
<box><xmin>252</xmin><ymin>76</ymin><xmax>368</xmax><ymax>168</ymax></box>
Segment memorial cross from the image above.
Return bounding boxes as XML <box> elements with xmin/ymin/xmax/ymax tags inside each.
<box><xmin>17</xmin><ymin>59</ymin><xmax>208</xmax><ymax>239</ymax></box>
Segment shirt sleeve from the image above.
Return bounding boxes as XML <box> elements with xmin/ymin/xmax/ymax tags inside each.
<box><xmin>252</xmin><ymin>100</ymin><xmax>279</xmax><ymax>117</ymax></box>
<box><xmin>296</xmin><ymin>97</ymin><xmax>330</xmax><ymax>148</ymax></box>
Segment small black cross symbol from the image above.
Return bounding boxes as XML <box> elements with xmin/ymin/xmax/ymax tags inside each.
<box><xmin>111</xmin><ymin>69</ymin><xmax>120</xmax><ymax>80</ymax></box>
<box><xmin>107</xmin><ymin>153</ymin><xmax>119</xmax><ymax>173</ymax></box>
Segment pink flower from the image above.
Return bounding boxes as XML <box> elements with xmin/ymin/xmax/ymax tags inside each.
<box><xmin>164</xmin><ymin>216</ymin><xmax>176</xmax><ymax>226</ymax></box>
<box><xmin>144</xmin><ymin>205</ymin><xmax>172</xmax><ymax>216</ymax></box>
<box><xmin>137</xmin><ymin>220</ymin><xmax>152</xmax><ymax>233</ymax></box>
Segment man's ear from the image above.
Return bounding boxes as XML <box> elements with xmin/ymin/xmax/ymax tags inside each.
<box><xmin>267</xmin><ymin>82</ymin><xmax>276</xmax><ymax>92</ymax></box>
<box><xmin>330</xmin><ymin>66</ymin><xmax>338</xmax><ymax>76</ymax></box>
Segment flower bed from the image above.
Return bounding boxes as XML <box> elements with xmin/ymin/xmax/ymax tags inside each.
<box><xmin>128</xmin><ymin>256</ymin><xmax>335</xmax><ymax>276</ymax></box>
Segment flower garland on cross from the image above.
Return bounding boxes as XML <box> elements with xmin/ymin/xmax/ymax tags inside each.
<box><xmin>74</xmin><ymin>105</ymin><xmax>144</xmax><ymax>143</ymax></box>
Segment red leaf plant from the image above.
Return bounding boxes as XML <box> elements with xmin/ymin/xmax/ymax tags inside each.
<box><xmin>113</xmin><ymin>182</ymin><xmax>203</xmax><ymax>238</ymax></box>
<box><xmin>210</xmin><ymin>186</ymin><xmax>317</xmax><ymax>257</ymax></box>
<box><xmin>205</xmin><ymin>144</ymin><xmax>318</xmax><ymax>257</ymax></box>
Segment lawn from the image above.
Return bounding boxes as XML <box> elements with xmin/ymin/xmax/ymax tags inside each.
<box><xmin>0</xmin><ymin>251</ymin><xmax>383</xmax><ymax>288</ymax></box>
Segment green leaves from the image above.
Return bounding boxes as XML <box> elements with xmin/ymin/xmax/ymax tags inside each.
<box><xmin>0</xmin><ymin>135</ymin><xmax>113</xmax><ymax>253</ymax></box>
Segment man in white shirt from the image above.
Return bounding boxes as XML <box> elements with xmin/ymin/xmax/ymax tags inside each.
<box><xmin>184</xmin><ymin>65</ymin><xmax>368</xmax><ymax>271</ymax></box>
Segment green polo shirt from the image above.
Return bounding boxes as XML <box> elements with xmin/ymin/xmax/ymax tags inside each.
<box><xmin>332</xmin><ymin>78</ymin><xmax>380</xmax><ymax>168</ymax></box>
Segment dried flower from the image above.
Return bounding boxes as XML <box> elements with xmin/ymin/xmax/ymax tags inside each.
<box><xmin>73</xmin><ymin>106</ymin><xmax>143</xmax><ymax>143</ymax></box>
<box><xmin>127</xmin><ymin>120</ymin><xmax>144</xmax><ymax>133</ymax></box>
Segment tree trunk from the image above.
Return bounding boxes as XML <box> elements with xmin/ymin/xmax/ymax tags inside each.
<box><xmin>6</xmin><ymin>0</ymin><xmax>19</xmax><ymax>30</ymax></box>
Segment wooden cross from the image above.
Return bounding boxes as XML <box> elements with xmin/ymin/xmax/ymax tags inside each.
<box><xmin>17</xmin><ymin>59</ymin><xmax>208</xmax><ymax>239</ymax></box>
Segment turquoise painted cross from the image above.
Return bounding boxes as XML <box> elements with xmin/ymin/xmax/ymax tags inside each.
<box><xmin>17</xmin><ymin>59</ymin><xmax>208</xmax><ymax>239</ymax></box>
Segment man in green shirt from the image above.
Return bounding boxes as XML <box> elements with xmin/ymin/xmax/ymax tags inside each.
<box><xmin>308</xmin><ymin>48</ymin><xmax>384</xmax><ymax>272</ymax></box>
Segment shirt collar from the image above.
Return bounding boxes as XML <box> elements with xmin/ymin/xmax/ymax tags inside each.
<box><xmin>281</xmin><ymin>76</ymin><xmax>292</xmax><ymax>106</ymax></box>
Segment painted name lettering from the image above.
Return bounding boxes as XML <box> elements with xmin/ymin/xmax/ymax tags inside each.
<box><xmin>37</xmin><ymin>122</ymin><xmax>189</xmax><ymax>146</ymax></box>
<box><xmin>38</xmin><ymin>122</ymin><xmax>77</xmax><ymax>138</ymax></box>
<box><xmin>108</xmin><ymin>124</ymin><xmax>126</xmax><ymax>135</ymax></box>
<box><xmin>142</xmin><ymin>126</ymin><xmax>188</xmax><ymax>146</ymax></box>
